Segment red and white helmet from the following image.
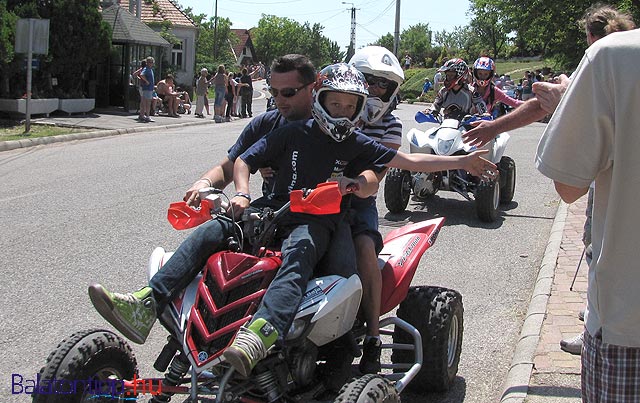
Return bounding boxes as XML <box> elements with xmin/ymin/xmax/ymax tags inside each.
<box><xmin>312</xmin><ymin>63</ymin><xmax>369</xmax><ymax>142</ymax></box>
<box><xmin>348</xmin><ymin>46</ymin><xmax>404</xmax><ymax>123</ymax></box>
<box><xmin>438</xmin><ymin>58</ymin><xmax>469</xmax><ymax>90</ymax></box>
<box><xmin>473</xmin><ymin>57</ymin><xmax>496</xmax><ymax>87</ymax></box>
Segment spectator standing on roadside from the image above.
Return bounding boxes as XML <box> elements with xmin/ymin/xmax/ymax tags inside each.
<box><xmin>212</xmin><ymin>65</ymin><xmax>228</xmax><ymax>123</ymax></box>
<box><xmin>239</xmin><ymin>67</ymin><xmax>254</xmax><ymax>118</ymax></box>
<box><xmin>536</xmin><ymin>27</ymin><xmax>640</xmax><ymax>403</ymax></box>
<box><xmin>224</xmin><ymin>70</ymin><xmax>237</xmax><ymax>122</ymax></box>
<box><xmin>403</xmin><ymin>53</ymin><xmax>411</xmax><ymax>70</ymax></box>
<box><xmin>433</xmin><ymin>69</ymin><xmax>443</xmax><ymax>93</ymax></box>
<box><xmin>194</xmin><ymin>68</ymin><xmax>208</xmax><ymax>118</ymax></box>
<box><xmin>137</xmin><ymin>56</ymin><xmax>155</xmax><ymax>123</ymax></box>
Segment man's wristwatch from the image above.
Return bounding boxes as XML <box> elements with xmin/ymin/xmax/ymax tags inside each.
<box><xmin>234</xmin><ymin>192</ymin><xmax>251</xmax><ymax>201</ymax></box>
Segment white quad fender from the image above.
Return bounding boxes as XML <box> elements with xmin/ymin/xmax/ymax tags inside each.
<box><xmin>147</xmin><ymin>246</ymin><xmax>172</xmax><ymax>281</ymax></box>
<box><xmin>147</xmin><ymin>247</ymin><xmax>199</xmax><ymax>333</ymax></box>
<box><xmin>296</xmin><ymin>274</ymin><xmax>363</xmax><ymax>346</ymax></box>
<box><xmin>492</xmin><ymin>131</ymin><xmax>511</xmax><ymax>162</ymax></box>
<box><xmin>478</xmin><ymin>131</ymin><xmax>510</xmax><ymax>164</ymax></box>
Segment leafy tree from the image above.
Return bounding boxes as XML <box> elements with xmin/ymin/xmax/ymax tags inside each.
<box><xmin>0</xmin><ymin>0</ymin><xmax>19</xmax><ymax>97</ymax></box>
<box><xmin>399</xmin><ymin>23</ymin><xmax>432</xmax><ymax>67</ymax></box>
<box><xmin>468</xmin><ymin>0</ymin><xmax>510</xmax><ymax>59</ymax></box>
<box><xmin>181</xmin><ymin>6</ymin><xmax>236</xmax><ymax>70</ymax></box>
<box><xmin>252</xmin><ymin>14</ymin><xmax>339</xmax><ymax>68</ymax></box>
<box><xmin>3</xmin><ymin>0</ymin><xmax>111</xmax><ymax>97</ymax></box>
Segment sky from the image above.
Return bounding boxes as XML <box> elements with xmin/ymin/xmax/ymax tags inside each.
<box><xmin>176</xmin><ymin>0</ymin><xmax>472</xmax><ymax>51</ymax></box>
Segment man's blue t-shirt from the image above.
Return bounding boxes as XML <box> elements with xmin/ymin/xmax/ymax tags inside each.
<box><xmin>239</xmin><ymin>120</ymin><xmax>397</xmax><ymax>207</ymax></box>
<box><xmin>228</xmin><ymin>110</ymin><xmax>293</xmax><ymax>196</ymax></box>
<box><xmin>141</xmin><ymin>67</ymin><xmax>154</xmax><ymax>91</ymax></box>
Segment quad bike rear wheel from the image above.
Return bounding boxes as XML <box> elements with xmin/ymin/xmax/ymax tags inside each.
<box><xmin>392</xmin><ymin>286</ymin><xmax>464</xmax><ymax>393</ymax></box>
<box><xmin>333</xmin><ymin>374</ymin><xmax>400</xmax><ymax>403</ymax></box>
<box><xmin>384</xmin><ymin>168</ymin><xmax>411</xmax><ymax>213</ymax></box>
<box><xmin>33</xmin><ymin>329</ymin><xmax>137</xmax><ymax>403</ymax></box>
<box><xmin>475</xmin><ymin>178</ymin><xmax>500</xmax><ymax>222</ymax></box>
<box><xmin>498</xmin><ymin>156</ymin><xmax>516</xmax><ymax>204</ymax></box>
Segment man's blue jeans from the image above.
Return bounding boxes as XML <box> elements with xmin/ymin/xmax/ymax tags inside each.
<box><xmin>149</xmin><ymin>218</ymin><xmax>235</xmax><ymax>311</ymax></box>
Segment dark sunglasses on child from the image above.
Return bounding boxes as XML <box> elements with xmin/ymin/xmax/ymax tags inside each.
<box><xmin>268</xmin><ymin>82</ymin><xmax>312</xmax><ymax>98</ymax></box>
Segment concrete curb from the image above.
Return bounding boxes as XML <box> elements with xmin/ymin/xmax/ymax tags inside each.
<box><xmin>500</xmin><ymin>200</ymin><xmax>569</xmax><ymax>403</ymax></box>
<box><xmin>0</xmin><ymin>117</ymin><xmax>215</xmax><ymax>152</ymax></box>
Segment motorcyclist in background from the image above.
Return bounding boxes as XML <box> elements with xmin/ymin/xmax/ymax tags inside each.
<box><xmin>472</xmin><ymin>57</ymin><xmax>523</xmax><ymax>118</ymax></box>
<box><xmin>347</xmin><ymin>45</ymin><xmax>404</xmax><ymax>373</ymax></box>
<box><xmin>426</xmin><ymin>58</ymin><xmax>487</xmax><ymax>120</ymax></box>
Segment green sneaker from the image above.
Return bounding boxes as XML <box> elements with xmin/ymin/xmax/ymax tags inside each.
<box><xmin>223</xmin><ymin>318</ymin><xmax>278</xmax><ymax>377</ymax></box>
<box><xmin>88</xmin><ymin>284</ymin><xmax>156</xmax><ymax>344</ymax></box>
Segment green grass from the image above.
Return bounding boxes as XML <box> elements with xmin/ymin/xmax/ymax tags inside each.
<box><xmin>0</xmin><ymin>122</ymin><xmax>84</xmax><ymax>141</ymax></box>
<box><xmin>400</xmin><ymin>59</ymin><xmax>550</xmax><ymax>102</ymax></box>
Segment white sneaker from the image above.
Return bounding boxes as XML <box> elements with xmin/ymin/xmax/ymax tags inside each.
<box><xmin>560</xmin><ymin>332</ymin><xmax>583</xmax><ymax>355</ymax></box>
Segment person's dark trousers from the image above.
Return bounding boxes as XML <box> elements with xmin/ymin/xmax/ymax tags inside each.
<box><xmin>250</xmin><ymin>219</ymin><xmax>356</xmax><ymax>338</ymax></box>
<box><xmin>225</xmin><ymin>95</ymin><xmax>234</xmax><ymax>118</ymax></box>
<box><xmin>241</xmin><ymin>93</ymin><xmax>252</xmax><ymax>117</ymax></box>
<box><xmin>149</xmin><ymin>218</ymin><xmax>234</xmax><ymax>313</ymax></box>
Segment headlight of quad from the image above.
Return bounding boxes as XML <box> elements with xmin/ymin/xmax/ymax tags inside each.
<box><xmin>437</xmin><ymin>138</ymin><xmax>455</xmax><ymax>155</ymax></box>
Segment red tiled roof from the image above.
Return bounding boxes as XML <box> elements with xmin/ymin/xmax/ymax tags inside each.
<box><xmin>117</xmin><ymin>0</ymin><xmax>196</xmax><ymax>28</ymax></box>
<box><xmin>230</xmin><ymin>28</ymin><xmax>251</xmax><ymax>59</ymax></box>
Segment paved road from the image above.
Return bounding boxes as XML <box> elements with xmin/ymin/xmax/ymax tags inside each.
<box><xmin>0</xmin><ymin>103</ymin><xmax>558</xmax><ymax>402</ymax></box>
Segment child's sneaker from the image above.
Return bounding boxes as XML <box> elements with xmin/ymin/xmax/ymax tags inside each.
<box><xmin>223</xmin><ymin>318</ymin><xmax>278</xmax><ymax>377</ymax></box>
<box><xmin>88</xmin><ymin>284</ymin><xmax>156</xmax><ymax>344</ymax></box>
<box><xmin>359</xmin><ymin>336</ymin><xmax>382</xmax><ymax>374</ymax></box>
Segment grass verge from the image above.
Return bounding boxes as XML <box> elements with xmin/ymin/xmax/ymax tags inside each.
<box><xmin>0</xmin><ymin>122</ymin><xmax>84</xmax><ymax>142</ymax></box>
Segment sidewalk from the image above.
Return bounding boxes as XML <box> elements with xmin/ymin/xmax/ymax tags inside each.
<box><xmin>502</xmin><ymin>196</ymin><xmax>588</xmax><ymax>403</ymax></box>
<box><xmin>0</xmin><ymin>107</ymin><xmax>219</xmax><ymax>152</ymax></box>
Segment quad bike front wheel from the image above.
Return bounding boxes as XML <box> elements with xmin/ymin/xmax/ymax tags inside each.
<box><xmin>384</xmin><ymin>168</ymin><xmax>411</xmax><ymax>213</ymax></box>
<box><xmin>333</xmin><ymin>374</ymin><xmax>400</xmax><ymax>403</ymax></box>
<box><xmin>392</xmin><ymin>286</ymin><xmax>464</xmax><ymax>393</ymax></box>
<box><xmin>475</xmin><ymin>178</ymin><xmax>500</xmax><ymax>222</ymax></box>
<box><xmin>33</xmin><ymin>329</ymin><xmax>138</xmax><ymax>403</ymax></box>
<box><xmin>498</xmin><ymin>156</ymin><xmax>516</xmax><ymax>204</ymax></box>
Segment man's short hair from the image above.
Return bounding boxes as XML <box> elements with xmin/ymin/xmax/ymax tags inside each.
<box><xmin>271</xmin><ymin>54</ymin><xmax>316</xmax><ymax>85</ymax></box>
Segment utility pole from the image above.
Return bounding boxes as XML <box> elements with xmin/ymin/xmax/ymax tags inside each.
<box><xmin>213</xmin><ymin>0</ymin><xmax>219</xmax><ymax>59</ymax></box>
<box><xmin>342</xmin><ymin>2</ymin><xmax>357</xmax><ymax>61</ymax></box>
<box><xmin>393</xmin><ymin>0</ymin><xmax>401</xmax><ymax>56</ymax></box>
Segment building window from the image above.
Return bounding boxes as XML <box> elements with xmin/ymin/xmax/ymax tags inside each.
<box><xmin>172</xmin><ymin>41</ymin><xmax>184</xmax><ymax>70</ymax></box>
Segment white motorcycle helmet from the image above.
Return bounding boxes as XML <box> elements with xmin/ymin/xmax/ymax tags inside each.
<box><xmin>348</xmin><ymin>46</ymin><xmax>404</xmax><ymax>123</ymax></box>
<box><xmin>311</xmin><ymin>63</ymin><xmax>368</xmax><ymax>142</ymax></box>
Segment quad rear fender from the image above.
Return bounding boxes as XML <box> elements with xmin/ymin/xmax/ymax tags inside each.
<box><xmin>378</xmin><ymin>217</ymin><xmax>445</xmax><ymax>314</ymax></box>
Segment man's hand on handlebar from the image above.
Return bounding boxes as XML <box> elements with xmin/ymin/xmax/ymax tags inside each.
<box><xmin>228</xmin><ymin>195</ymin><xmax>251</xmax><ymax>219</ymax></box>
<box><xmin>184</xmin><ymin>180</ymin><xmax>213</xmax><ymax>207</ymax></box>
<box><xmin>328</xmin><ymin>176</ymin><xmax>360</xmax><ymax>196</ymax></box>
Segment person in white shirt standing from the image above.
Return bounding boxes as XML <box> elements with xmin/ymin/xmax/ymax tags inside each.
<box><xmin>536</xmin><ymin>28</ymin><xmax>640</xmax><ymax>403</ymax></box>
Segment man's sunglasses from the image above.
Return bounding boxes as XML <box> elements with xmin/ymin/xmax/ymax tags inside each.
<box><xmin>268</xmin><ymin>82</ymin><xmax>312</xmax><ymax>98</ymax></box>
<box><xmin>364</xmin><ymin>74</ymin><xmax>390</xmax><ymax>89</ymax></box>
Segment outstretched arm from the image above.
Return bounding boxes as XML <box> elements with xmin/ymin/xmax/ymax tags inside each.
<box><xmin>462</xmin><ymin>98</ymin><xmax>548</xmax><ymax>147</ymax></box>
<box><xmin>388</xmin><ymin>150</ymin><xmax>497</xmax><ymax>180</ymax></box>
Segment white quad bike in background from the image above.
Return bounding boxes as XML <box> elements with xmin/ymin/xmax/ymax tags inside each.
<box><xmin>384</xmin><ymin>111</ymin><xmax>516</xmax><ymax>222</ymax></box>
